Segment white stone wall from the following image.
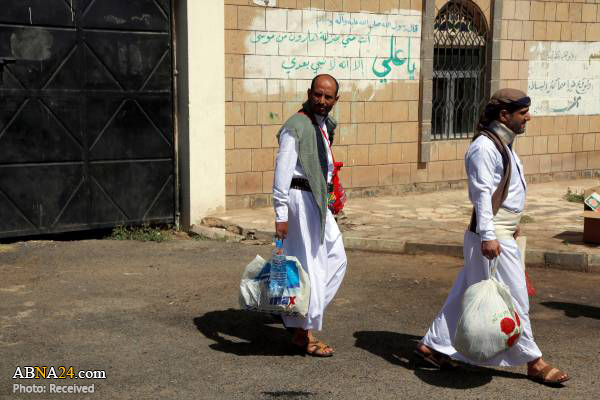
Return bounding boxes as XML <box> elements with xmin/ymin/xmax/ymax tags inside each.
<box><xmin>243</xmin><ymin>9</ymin><xmax>421</xmax><ymax>90</ymax></box>
<box><xmin>528</xmin><ymin>41</ymin><xmax>600</xmax><ymax>116</ymax></box>
<box><xmin>184</xmin><ymin>0</ymin><xmax>226</xmax><ymax>224</ymax></box>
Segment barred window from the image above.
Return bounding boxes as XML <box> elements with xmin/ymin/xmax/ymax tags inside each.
<box><xmin>432</xmin><ymin>0</ymin><xmax>489</xmax><ymax>140</ymax></box>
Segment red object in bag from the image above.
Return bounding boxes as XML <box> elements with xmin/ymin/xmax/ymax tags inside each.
<box><xmin>525</xmin><ymin>271</ymin><xmax>536</xmax><ymax>296</ymax></box>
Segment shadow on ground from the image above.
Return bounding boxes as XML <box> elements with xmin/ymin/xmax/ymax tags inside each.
<box><xmin>553</xmin><ymin>231</ymin><xmax>599</xmax><ymax>247</ymax></box>
<box><xmin>193</xmin><ymin>308</ymin><xmax>302</xmax><ymax>356</ymax></box>
<box><xmin>353</xmin><ymin>331</ymin><xmax>526</xmax><ymax>389</ymax></box>
<box><xmin>260</xmin><ymin>391</ymin><xmax>316</xmax><ymax>399</ymax></box>
<box><xmin>541</xmin><ymin>302</ymin><xmax>600</xmax><ymax>319</ymax></box>
<box><xmin>0</xmin><ymin>228</ymin><xmax>114</xmax><ymax>244</ymax></box>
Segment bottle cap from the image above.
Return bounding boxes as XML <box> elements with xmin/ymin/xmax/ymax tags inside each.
<box><xmin>275</xmin><ymin>238</ymin><xmax>283</xmax><ymax>248</ymax></box>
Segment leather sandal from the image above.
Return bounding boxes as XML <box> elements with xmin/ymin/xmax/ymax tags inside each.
<box><xmin>306</xmin><ymin>340</ymin><xmax>334</xmax><ymax>357</ymax></box>
<box><xmin>410</xmin><ymin>348</ymin><xmax>457</xmax><ymax>370</ymax></box>
<box><xmin>528</xmin><ymin>365</ymin><xmax>570</xmax><ymax>386</ymax></box>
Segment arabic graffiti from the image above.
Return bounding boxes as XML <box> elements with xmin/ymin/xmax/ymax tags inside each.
<box><xmin>550</xmin><ymin>96</ymin><xmax>581</xmax><ymax>113</ymax></box>
<box><xmin>316</xmin><ymin>13</ymin><xmax>420</xmax><ymax>34</ymax></box>
<box><xmin>528</xmin><ymin>79</ymin><xmax>592</xmax><ymax>114</ymax></box>
<box><xmin>243</xmin><ymin>10</ymin><xmax>422</xmax><ymax>84</ymax></box>
<box><xmin>251</xmin><ymin>31</ymin><xmax>371</xmax><ymax>47</ymax></box>
<box><xmin>547</xmin><ymin>49</ymin><xmax>576</xmax><ymax>61</ymax></box>
<box><xmin>372</xmin><ymin>36</ymin><xmax>416</xmax><ymax>81</ymax></box>
<box><xmin>528</xmin><ymin>78</ymin><xmax>593</xmax><ymax>95</ymax></box>
<box><xmin>527</xmin><ymin>41</ymin><xmax>600</xmax><ymax>116</ymax></box>
<box><xmin>278</xmin><ymin>36</ymin><xmax>416</xmax><ymax>81</ymax></box>
<box><xmin>282</xmin><ymin>56</ymin><xmax>364</xmax><ymax>75</ymax></box>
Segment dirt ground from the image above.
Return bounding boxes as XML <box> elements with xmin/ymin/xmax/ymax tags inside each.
<box><xmin>1</xmin><ymin>238</ymin><xmax>599</xmax><ymax>399</ymax></box>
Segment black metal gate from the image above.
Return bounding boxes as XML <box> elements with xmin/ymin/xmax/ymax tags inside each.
<box><xmin>0</xmin><ymin>0</ymin><xmax>174</xmax><ymax>238</ymax></box>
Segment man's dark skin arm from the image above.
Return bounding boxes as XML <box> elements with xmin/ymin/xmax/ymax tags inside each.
<box><xmin>481</xmin><ymin>239</ymin><xmax>501</xmax><ymax>259</ymax></box>
<box><xmin>481</xmin><ymin>225</ymin><xmax>520</xmax><ymax>259</ymax></box>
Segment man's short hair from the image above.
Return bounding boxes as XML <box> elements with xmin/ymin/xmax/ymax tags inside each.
<box><xmin>310</xmin><ymin>74</ymin><xmax>339</xmax><ymax>96</ymax></box>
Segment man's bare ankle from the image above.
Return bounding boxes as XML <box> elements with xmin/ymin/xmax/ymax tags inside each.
<box><xmin>527</xmin><ymin>357</ymin><xmax>546</xmax><ymax>371</ymax></box>
<box><xmin>417</xmin><ymin>343</ymin><xmax>432</xmax><ymax>355</ymax></box>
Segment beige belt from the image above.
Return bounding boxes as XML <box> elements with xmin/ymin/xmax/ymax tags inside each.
<box><xmin>493</xmin><ymin>207</ymin><xmax>522</xmax><ymax>240</ymax></box>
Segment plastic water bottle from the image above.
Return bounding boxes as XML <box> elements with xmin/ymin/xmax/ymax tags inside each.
<box><xmin>269</xmin><ymin>238</ymin><xmax>287</xmax><ymax>295</ymax></box>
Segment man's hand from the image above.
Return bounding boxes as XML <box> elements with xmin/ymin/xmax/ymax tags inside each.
<box><xmin>275</xmin><ymin>221</ymin><xmax>288</xmax><ymax>239</ymax></box>
<box><xmin>481</xmin><ymin>239</ymin><xmax>501</xmax><ymax>260</ymax></box>
<box><xmin>513</xmin><ymin>225</ymin><xmax>521</xmax><ymax>239</ymax></box>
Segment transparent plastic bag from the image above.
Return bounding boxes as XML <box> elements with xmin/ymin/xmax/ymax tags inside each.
<box><xmin>239</xmin><ymin>255</ymin><xmax>310</xmax><ymax>317</ymax></box>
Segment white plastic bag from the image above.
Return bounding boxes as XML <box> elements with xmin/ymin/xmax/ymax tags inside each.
<box><xmin>239</xmin><ymin>255</ymin><xmax>310</xmax><ymax>317</ymax></box>
<box><xmin>452</xmin><ymin>258</ymin><xmax>522</xmax><ymax>362</ymax></box>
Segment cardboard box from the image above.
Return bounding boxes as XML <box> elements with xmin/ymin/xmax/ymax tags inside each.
<box><xmin>584</xmin><ymin>192</ymin><xmax>600</xmax><ymax>211</ymax></box>
<box><xmin>582</xmin><ymin>185</ymin><xmax>600</xmax><ymax>244</ymax></box>
<box><xmin>583</xmin><ymin>211</ymin><xmax>600</xmax><ymax>244</ymax></box>
<box><xmin>584</xmin><ymin>186</ymin><xmax>600</xmax><ymax>208</ymax></box>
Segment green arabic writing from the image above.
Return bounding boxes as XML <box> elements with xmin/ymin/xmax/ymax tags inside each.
<box><xmin>251</xmin><ymin>31</ymin><xmax>372</xmax><ymax>48</ymax></box>
<box><xmin>317</xmin><ymin>13</ymin><xmax>420</xmax><ymax>34</ymax></box>
<box><xmin>372</xmin><ymin>36</ymin><xmax>416</xmax><ymax>81</ymax></box>
<box><xmin>550</xmin><ymin>96</ymin><xmax>582</xmax><ymax>113</ymax></box>
<box><xmin>281</xmin><ymin>57</ymin><xmax>364</xmax><ymax>75</ymax></box>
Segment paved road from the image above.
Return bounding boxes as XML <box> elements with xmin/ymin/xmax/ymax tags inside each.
<box><xmin>1</xmin><ymin>239</ymin><xmax>599</xmax><ymax>399</ymax></box>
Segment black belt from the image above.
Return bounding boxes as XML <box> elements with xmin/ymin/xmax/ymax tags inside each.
<box><xmin>290</xmin><ymin>178</ymin><xmax>333</xmax><ymax>193</ymax></box>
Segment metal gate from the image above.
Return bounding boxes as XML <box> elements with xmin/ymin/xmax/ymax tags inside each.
<box><xmin>0</xmin><ymin>0</ymin><xmax>174</xmax><ymax>238</ymax></box>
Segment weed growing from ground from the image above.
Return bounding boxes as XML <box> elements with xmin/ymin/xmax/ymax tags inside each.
<box><xmin>108</xmin><ymin>225</ymin><xmax>168</xmax><ymax>242</ymax></box>
<box><xmin>564</xmin><ymin>190</ymin><xmax>584</xmax><ymax>203</ymax></box>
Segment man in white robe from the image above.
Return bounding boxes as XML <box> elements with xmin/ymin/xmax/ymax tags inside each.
<box><xmin>273</xmin><ymin>74</ymin><xmax>347</xmax><ymax>357</ymax></box>
<box><xmin>416</xmin><ymin>89</ymin><xmax>570</xmax><ymax>385</ymax></box>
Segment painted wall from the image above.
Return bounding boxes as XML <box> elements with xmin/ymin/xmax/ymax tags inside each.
<box><xmin>496</xmin><ymin>1</ymin><xmax>600</xmax><ymax>176</ymax></box>
<box><xmin>225</xmin><ymin>0</ymin><xmax>424</xmax><ymax>209</ymax></box>
<box><xmin>244</xmin><ymin>10</ymin><xmax>421</xmax><ymax>81</ymax></box>
<box><xmin>528</xmin><ymin>41</ymin><xmax>600</xmax><ymax>116</ymax></box>
<box><xmin>223</xmin><ymin>0</ymin><xmax>600</xmax><ymax>210</ymax></box>
<box><xmin>179</xmin><ymin>0</ymin><xmax>225</xmax><ymax>227</ymax></box>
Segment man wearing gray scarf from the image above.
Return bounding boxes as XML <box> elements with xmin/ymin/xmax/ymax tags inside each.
<box><xmin>414</xmin><ymin>89</ymin><xmax>570</xmax><ymax>386</ymax></box>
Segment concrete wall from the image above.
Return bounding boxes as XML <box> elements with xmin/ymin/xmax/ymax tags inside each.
<box><xmin>178</xmin><ymin>0</ymin><xmax>226</xmax><ymax>227</ymax></box>
<box><xmin>494</xmin><ymin>0</ymin><xmax>600</xmax><ymax>179</ymax></box>
<box><xmin>223</xmin><ymin>0</ymin><xmax>600</xmax><ymax>210</ymax></box>
<box><xmin>225</xmin><ymin>0</ymin><xmax>424</xmax><ymax>208</ymax></box>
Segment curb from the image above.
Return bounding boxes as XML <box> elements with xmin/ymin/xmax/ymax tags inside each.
<box><xmin>196</xmin><ymin>217</ymin><xmax>600</xmax><ymax>273</ymax></box>
<box><xmin>190</xmin><ymin>225</ymin><xmax>244</xmax><ymax>242</ymax></box>
<box><xmin>343</xmin><ymin>236</ymin><xmax>600</xmax><ymax>273</ymax></box>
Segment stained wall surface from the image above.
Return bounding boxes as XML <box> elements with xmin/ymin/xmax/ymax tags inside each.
<box><xmin>181</xmin><ymin>0</ymin><xmax>226</xmax><ymax>226</ymax></box>
<box><xmin>223</xmin><ymin>0</ymin><xmax>600</xmax><ymax>209</ymax></box>
<box><xmin>493</xmin><ymin>0</ymin><xmax>600</xmax><ymax>179</ymax></box>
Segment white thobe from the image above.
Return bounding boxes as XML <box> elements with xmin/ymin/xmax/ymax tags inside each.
<box><xmin>273</xmin><ymin>115</ymin><xmax>347</xmax><ymax>331</ymax></box>
<box><xmin>422</xmin><ymin>130</ymin><xmax>543</xmax><ymax>366</ymax></box>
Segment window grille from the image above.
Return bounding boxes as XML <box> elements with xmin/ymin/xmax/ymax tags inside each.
<box><xmin>432</xmin><ymin>0</ymin><xmax>489</xmax><ymax>140</ymax></box>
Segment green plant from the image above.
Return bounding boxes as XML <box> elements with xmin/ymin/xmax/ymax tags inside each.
<box><xmin>564</xmin><ymin>192</ymin><xmax>584</xmax><ymax>203</ymax></box>
<box><xmin>108</xmin><ymin>224</ymin><xmax>168</xmax><ymax>242</ymax></box>
<box><xmin>191</xmin><ymin>233</ymin><xmax>211</xmax><ymax>241</ymax></box>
